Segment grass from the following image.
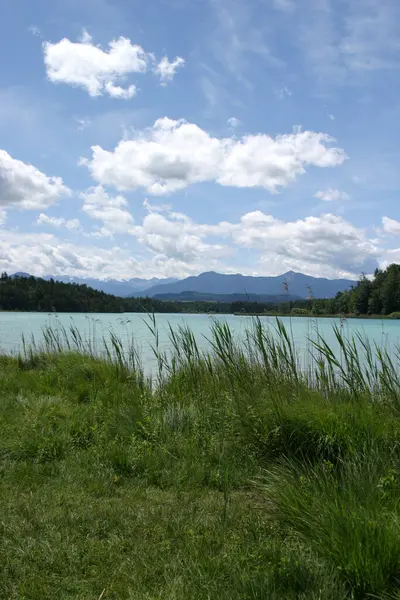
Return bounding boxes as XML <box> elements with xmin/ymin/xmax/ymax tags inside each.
<box><xmin>0</xmin><ymin>318</ymin><xmax>400</xmax><ymax>599</ymax></box>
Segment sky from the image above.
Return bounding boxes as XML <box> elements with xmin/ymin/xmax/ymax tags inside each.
<box><xmin>1</xmin><ymin>0</ymin><xmax>400</xmax><ymax>281</ymax></box>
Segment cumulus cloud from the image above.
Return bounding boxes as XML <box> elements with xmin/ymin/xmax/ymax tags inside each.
<box><xmin>229</xmin><ymin>211</ymin><xmax>378</xmax><ymax>278</ymax></box>
<box><xmin>143</xmin><ymin>198</ymin><xmax>172</xmax><ymax>213</ymax></box>
<box><xmin>227</xmin><ymin>116</ymin><xmax>241</xmax><ymax>128</ymax></box>
<box><xmin>83</xmin><ymin>118</ymin><xmax>347</xmax><ymax>195</ymax></box>
<box><xmin>130</xmin><ymin>202</ymin><xmax>378</xmax><ymax>278</ymax></box>
<box><xmin>154</xmin><ymin>56</ymin><xmax>185</xmax><ymax>85</ymax></box>
<box><xmin>43</xmin><ymin>32</ymin><xmax>149</xmax><ymax>98</ymax></box>
<box><xmin>382</xmin><ymin>216</ymin><xmax>400</xmax><ymax>235</ymax></box>
<box><xmin>315</xmin><ymin>188</ymin><xmax>350</xmax><ymax>202</ymax></box>
<box><xmin>36</xmin><ymin>213</ymin><xmax>80</xmax><ymax>230</ymax></box>
<box><xmin>0</xmin><ymin>149</ymin><xmax>70</xmax><ymax>211</ymax></box>
<box><xmin>104</xmin><ymin>82</ymin><xmax>137</xmax><ymax>99</ymax></box>
<box><xmin>380</xmin><ymin>248</ymin><xmax>400</xmax><ymax>271</ymax></box>
<box><xmin>131</xmin><ymin>204</ymin><xmax>232</xmax><ymax>263</ymax></box>
<box><xmin>0</xmin><ymin>206</ymin><xmax>383</xmax><ymax>280</ymax></box>
<box><xmin>81</xmin><ymin>185</ymin><xmax>135</xmax><ymax>236</ymax></box>
<box><xmin>0</xmin><ymin>230</ymin><xmax>134</xmax><ymax>278</ymax></box>
<box><xmin>43</xmin><ymin>32</ymin><xmax>185</xmax><ymax>99</ymax></box>
<box><xmin>29</xmin><ymin>25</ymin><xmax>41</xmax><ymax>37</ymax></box>
<box><xmin>275</xmin><ymin>86</ymin><xmax>292</xmax><ymax>99</ymax></box>
<box><xmin>76</xmin><ymin>117</ymin><xmax>92</xmax><ymax>132</ymax></box>
<box><xmin>0</xmin><ymin>229</ymin><xmax>228</xmax><ymax>280</ymax></box>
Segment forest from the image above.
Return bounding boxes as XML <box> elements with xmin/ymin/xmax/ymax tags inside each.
<box><xmin>1</xmin><ymin>265</ymin><xmax>400</xmax><ymax>316</ymax></box>
<box><xmin>305</xmin><ymin>264</ymin><xmax>400</xmax><ymax>317</ymax></box>
<box><xmin>0</xmin><ymin>273</ymin><xmax>177</xmax><ymax>313</ymax></box>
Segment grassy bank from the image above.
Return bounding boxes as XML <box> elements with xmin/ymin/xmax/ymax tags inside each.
<box><xmin>1</xmin><ymin>319</ymin><xmax>400</xmax><ymax>599</ymax></box>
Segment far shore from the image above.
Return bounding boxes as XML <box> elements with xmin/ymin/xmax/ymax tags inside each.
<box><xmin>1</xmin><ymin>308</ymin><xmax>400</xmax><ymax>320</ymax></box>
<box><xmin>233</xmin><ymin>312</ymin><xmax>400</xmax><ymax>320</ymax></box>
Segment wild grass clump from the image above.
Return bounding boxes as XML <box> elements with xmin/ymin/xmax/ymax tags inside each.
<box><xmin>1</xmin><ymin>317</ymin><xmax>400</xmax><ymax>598</ymax></box>
<box><xmin>264</xmin><ymin>450</ymin><xmax>400</xmax><ymax>598</ymax></box>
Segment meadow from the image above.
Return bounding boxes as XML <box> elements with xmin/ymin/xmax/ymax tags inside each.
<box><xmin>0</xmin><ymin>317</ymin><xmax>399</xmax><ymax>599</ymax></box>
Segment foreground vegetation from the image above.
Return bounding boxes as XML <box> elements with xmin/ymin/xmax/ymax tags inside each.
<box><xmin>1</xmin><ymin>318</ymin><xmax>400</xmax><ymax>599</ymax></box>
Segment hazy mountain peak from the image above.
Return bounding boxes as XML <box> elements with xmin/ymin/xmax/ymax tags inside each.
<box><xmin>135</xmin><ymin>271</ymin><xmax>354</xmax><ymax>299</ymax></box>
<box><xmin>10</xmin><ymin>270</ymin><xmax>354</xmax><ymax>300</ymax></box>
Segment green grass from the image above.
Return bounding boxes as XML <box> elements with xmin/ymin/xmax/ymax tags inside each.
<box><xmin>0</xmin><ymin>319</ymin><xmax>400</xmax><ymax>599</ymax></box>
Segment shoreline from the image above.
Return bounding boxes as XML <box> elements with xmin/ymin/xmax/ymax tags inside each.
<box><xmin>1</xmin><ymin>309</ymin><xmax>399</xmax><ymax>320</ymax></box>
<box><xmin>233</xmin><ymin>312</ymin><xmax>400</xmax><ymax>320</ymax></box>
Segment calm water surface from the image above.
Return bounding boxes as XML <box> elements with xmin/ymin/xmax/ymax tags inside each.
<box><xmin>1</xmin><ymin>312</ymin><xmax>400</xmax><ymax>375</ymax></box>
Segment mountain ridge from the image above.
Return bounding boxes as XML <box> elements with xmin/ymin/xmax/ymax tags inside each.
<box><xmin>10</xmin><ymin>271</ymin><xmax>355</xmax><ymax>300</ymax></box>
<box><xmin>133</xmin><ymin>270</ymin><xmax>355</xmax><ymax>299</ymax></box>
<box><xmin>40</xmin><ymin>275</ymin><xmax>178</xmax><ymax>297</ymax></box>
<box><xmin>153</xmin><ymin>291</ymin><xmax>301</xmax><ymax>303</ymax></box>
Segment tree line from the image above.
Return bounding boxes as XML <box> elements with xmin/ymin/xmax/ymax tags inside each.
<box><xmin>0</xmin><ymin>273</ymin><xmax>303</xmax><ymax>314</ymax></box>
<box><xmin>0</xmin><ymin>274</ymin><xmax>177</xmax><ymax>313</ymax></box>
<box><xmin>306</xmin><ymin>264</ymin><xmax>400</xmax><ymax>317</ymax></box>
<box><xmin>1</xmin><ymin>265</ymin><xmax>400</xmax><ymax>316</ymax></box>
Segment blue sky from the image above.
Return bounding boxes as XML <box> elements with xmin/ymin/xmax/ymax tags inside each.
<box><xmin>1</xmin><ymin>0</ymin><xmax>400</xmax><ymax>281</ymax></box>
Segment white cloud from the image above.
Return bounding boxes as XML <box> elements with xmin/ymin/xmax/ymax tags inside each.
<box><xmin>79</xmin><ymin>29</ymin><xmax>93</xmax><ymax>44</ymax></box>
<box><xmin>0</xmin><ymin>230</ymin><xmax>135</xmax><ymax>278</ymax></box>
<box><xmin>29</xmin><ymin>25</ymin><xmax>41</xmax><ymax>37</ymax></box>
<box><xmin>43</xmin><ymin>32</ymin><xmax>150</xmax><ymax>98</ymax></box>
<box><xmin>76</xmin><ymin>117</ymin><xmax>92</xmax><ymax>132</ymax></box>
<box><xmin>64</xmin><ymin>219</ymin><xmax>81</xmax><ymax>231</ymax></box>
<box><xmin>315</xmin><ymin>188</ymin><xmax>350</xmax><ymax>202</ymax></box>
<box><xmin>227</xmin><ymin>116</ymin><xmax>241</xmax><ymax>128</ymax></box>
<box><xmin>0</xmin><ymin>149</ymin><xmax>71</xmax><ymax>211</ymax></box>
<box><xmin>382</xmin><ymin>216</ymin><xmax>400</xmax><ymax>235</ymax></box>
<box><xmin>275</xmin><ymin>86</ymin><xmax>292</xmax><ymax>99</ymax></box>
<box><xmin>36</xmin><ymin>213</ymin><xmax>80</xmax><ymax>230</ymax></box>
<box><xmin>143</xmin><ymin>198</ymin><xmax>172</xmax><ymax>213</ymax></box>
<box><xmin>131</xmin><ymin>203</ymin><xmax>378</xmax><ymax>278</ymax></box>
<box><xmin>104</xmin><ymin>82</ymin><xmax>137</xmax><ymax>99</ymax></box>
<box><xmin>0</xmin><ymin>207</ymin><xmax>384</xmax><ymax>280</ymax></box>
<box><xmin>0</xmin><ymin>229</ymin><xmax>228</xmax><ymax>280</ymax></box>
<box><xmin>380</xmin><ymin>248</ymin><xmax>400</xmax><ymax>271</ymax></box>
<box><xmin>329</xmin><ymin>114</ymin><xmax>335</xmax><ymax>121</ymax></box>
<box><xmin>83</xmin><ymin>118</ymin><xmax>347</xmax><ymax>195</ymax></box>
<box><xmin>81</xmin><ymin>185</ymin><xmax>135</xmax><ymax>236</ymax></box>
<box><xmin>131</xmin><ymin>208</ymin><xmax>232</xmax><ymax>263</ymax></box>
<box><xmin>227</xmin><ymin>211</ymin><xmax>379</xmax><ymax>278</ymax></box>
<box><xmin>154</xmin><ymin>56</ymin><xmax>185</xmax><ymax>85</ymax></box>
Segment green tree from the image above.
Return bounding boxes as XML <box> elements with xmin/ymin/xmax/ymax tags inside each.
<box><xmin>354</xmin><ymin>275</ymin><xmax>371</xmax><ymax>315</ymax></box>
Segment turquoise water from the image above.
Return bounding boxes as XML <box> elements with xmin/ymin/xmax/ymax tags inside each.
<box><xmin>1</xmin><ymin>312</ymin><xmax>400</xmax><ymax>375</ymax></box>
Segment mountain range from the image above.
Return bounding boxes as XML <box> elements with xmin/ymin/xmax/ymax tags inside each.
<box><xmin>153</xmin><ymin>291</ymin><xmax>301</xmax><ymax>303</ymax></box>
<box><xmin>133</xmin><ymin>271</ymin><xmax>355</xmax><ymax>299</ymax></box>
<box><xmin>41</xmin><ymin>275</ymin><xmax>178</xmax><ymax>297</ymax></box>
<box><xmin>11</xmin><ymin>271</ymin><xmax>355</xmax><ymax>300</ymax></box>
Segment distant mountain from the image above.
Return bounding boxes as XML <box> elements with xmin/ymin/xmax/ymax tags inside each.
<box><xmin>40</xmin><ymin>275</ymin><xmax>178</xmax><ymax>297</ymax></box>
<box><xmin>10</xmin><ymin>270</ymin><xmax>355</xmax><ymax>300</ymax></box>
<box><xmin>154</xmin><ymin>291</ymin><xmax>301</xmax><ymax>303</ymax></box>
<box><xmin>139</xmin><ymin>271</ymin><xmax>355</xmax><ymax>299</ymax></box>
<box><xmin>11</xmin><ymin>272</ymin><xmax>31</xmax><ymax>278</ymax></box>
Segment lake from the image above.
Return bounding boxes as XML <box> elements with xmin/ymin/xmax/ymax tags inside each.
<box><xmin>1</xmin><ymin>312</ymin><xmax>400</xmax><ymax>376</ymax></box>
